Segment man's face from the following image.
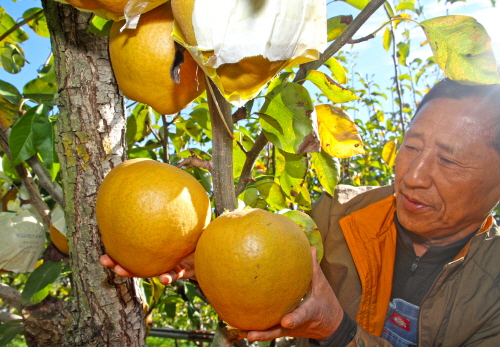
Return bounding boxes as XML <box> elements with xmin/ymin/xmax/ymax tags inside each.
<box><xmin>394</xmin><ymin>96</ymin><xmax>500</xmax><ymax>241</ymax></box>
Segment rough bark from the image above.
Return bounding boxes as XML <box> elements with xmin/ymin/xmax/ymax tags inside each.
<box><xmin>40</xmin><ymin>1</ymin><xmax>146</xmax><ymax>346</ymax></box>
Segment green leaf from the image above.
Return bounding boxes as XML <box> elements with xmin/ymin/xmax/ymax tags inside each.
<box><xmin>383</xmin><ymin>27</ymin><xmax>392</xmax><ymax>52</ymax></box>
<box><xmin>276</xmin><ymin>149</ymin><xmax>307</xmax><ymax>198</ymax></box>
<box><xmin>0</xmin><ymin>79</ymin><xmax>21</xmax><ymax>104</ymax></box>
<box><xmin>259</xmin><ymin>81</ymin><xmax>313</xmax><ymax>154</ymax></box>
<box><xmin>396</xmin><ymin>0</ymin><xmax>415</xmax><ymax>12</ymax></box>
<box><xmin>23</xmin><ymin>63</ymin><xmax>57</xmax><ymax>105</ymax></box>
<box><xmin>87</xmin><ymin>15</ymin><xmax>113</xmax><ymax>37</ymax></box>
<box><xmin>327</xmin><ymin>15</ymin><xmax>351</xmax><ymax>42</ymax></box>
<box><xmin>2</xmin><ymin>154</ymin><xmax>20</xmax><ymax>182</ymax></box>
<box><xmin>21</xmin><ymin>260</ymin><xmax>64</xmax><ymax>305</ymax></box>
<box><xmin>384</xmin><ymin>0</ymin><xmax>396</xmax><ymax>18</ymax></box>
<box><xmin>265</xmin><ymin>182</ymin><xmax>288</xmax><ymax>210</ymax></box>
<box><xmin>0</xmin><ymin>322</ymin><xmax>24</xmax><ymax>346</ymax></box>
<box><xmin>233</xmin><ymin>132</ymin><xmax>253</xmax><ymax>179</ymax></box>
<box><xmin>9</xmin><ymin>106</ymin><xmax>42</xmax><ymax>166</ymax></box>
<box><xmin>420</xmin><ymin>15</ymin><xmax>500</xmax><ymax>85</ymax></box>
<box><xmin>191</xmin><ymin>167</ymin><xmax>212</xmax><ymax>193</ymax></box>
<box><xmin>190</xmin><ymin>107</ymin><xmax>212</xmax><ymax>137</ymax></box>
<box><xmin>32</xmin><ymin>106</ymin><xmax>55</xmax><ymax>167</ymax></box>
<box><xmin>23</xmin><ymin>8</ymin><xmax>49</xmax><ymax>38</ymax></box>
<box><xmin>0</xmin><ymin>41</ymin><xmax>26</xmax><ymax>74</ymax></box>
<box><xmin>305</xmin><ymin>70</ymin><xmax>360</xmax><ymax>104</ymax></box>
<box><xmin>295</xmin><ymin>185</ymin><xmax>312</xmax><ymax>210</ymax></box>
<box><xmin>341</xmin><ymin>0</ymin><xmax>370</xmax><ymax>10</ymax></box>
<box><xmin>311</xmin><ymin>150</ymin><xmax>340</xmax><ymax>196</ymax></box>
<box><xmin>0</xmin><ymin>7</ymin><xmax>29</xmax><ymax>43</ymax></box>
<box><xmin>324</xmin><ymin>58</ymin><xmax>347</xmax><ymax>84</ymax></box>
<box><xmin>283</xmin><ymin>210</ymin><xmax>324</xmax><ymax>262</ymax></box>
<box><xmin>127</xmin><ymin>103</ymin><xmax>152</xmax><ymax>144</ymax></box>
<box><xmin>397</xmin><ymin>42</ymin><xmax>410</xmax><ymax>66</ymax></box>
<box><xmin>128</xmin><ymin>147</ymin><xmax>155</xmax><ymax>160</ymax></box>
<box><xmin>0</xmin><ymin>95</ymin><xmax>19</xmax><ymax>131</ymax></box>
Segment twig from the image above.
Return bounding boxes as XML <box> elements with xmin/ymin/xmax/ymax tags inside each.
<box><xmin>0</xmin><ymin>311</ymin><xmax>22</xmax><ymax>324</ymax></box>
<box><xmin>0</xmin><ymin>283</ymin><xmax>22</xmax><ymax>312</ymax></box>
<box><xmin>177</xmin><ymin>155</ymin><xmax>213</xmax><ymax>172</ymax></box>
<box><xmin>232</xmin><ymin>107</ymin><xmax>247</xmax><ymax>123</ymax></box>
<box><xmin>235</xmin><ymin>138</ymin><xmax>248</xmax><ymax>155</ymax></box>
<box><xmin>387</xmin><ymin>12</ymin><xmax>406</xmax><ymax>136</ymax></box>
<box><xmin>161</xmin><ymin>114</ymin><xmax>170</xmax><ymax>163</ymax></box>
<box><xmin>26</xmin><ymin>155</ymin><xmax>64</xmax><ymax>206</ymax></box>
<box><xmin>0</xmin><ymin>130</ymin><xmax>50</xmax><ymax>226</ymax></box>
<box><xmin>293</xmin><ymin>0</ymin><xmax>388</xmax><ymax>83</ymax></box>
<box><xmin>235</xmin><ymin>132</ymin><xmax>269</xmax><ymax>197</ymax></box>
<box><xmin>0</xmin><ymin>9</ymin><xmax>44</xmax><ymax>43</ymax></box>
<box><xmin>347</xmin><ymin>33</ymin><xmax>376</xmax><ymax>44</ymax></box>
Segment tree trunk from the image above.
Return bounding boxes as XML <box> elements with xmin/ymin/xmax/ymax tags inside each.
<box><xmin>41</xmin><ymin>1</ymin><xmax>146</xmax><ymax>346</ymax></box>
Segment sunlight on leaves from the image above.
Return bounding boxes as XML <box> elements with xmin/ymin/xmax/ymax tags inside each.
<box><xmin>311</xmin><ymin>149</ymin><xmax>339</xmax><ymax>196</ymax></box>
<box><xmin>382</xmin><ymin>140</ymin><xmax>397</xmax><ymax>168</ymax></box>
<box><xmin>283</xmin><ymin>210</ymin><xmax>324</xmax><ymax>262</ymax></box>
<box><xmin>316</xmin><ymin>104</ymin><xmax>365</xmax><ymax>158</ymax></box>
<box><xmin>324</xmin><ymin>57</ymin><xmax>347</xmax><ymax>84</ymax></box>
<box><xmin>305</xmin><ymin>70</ymin><xmax>360</xmax><ymax>104</ymax></box>
<box><xmin>259</xmin><ymin>82</ymin><xmax>313</xmax><ymax>154</ymax></box>
<box><xmin>420</xmin><ymin>15</ymin><xmax>500</xmax><ymax>85</ymax></box>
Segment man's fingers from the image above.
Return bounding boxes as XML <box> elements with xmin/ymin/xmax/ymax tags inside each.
<box><xmin>113</xmin><ymin>264</ymin><xmax>137</xmax><ymax>277</ymax></box>
<box><xmin>158</xmin><ymin>267</ymin><xmax>186</xmax><ymax>285</ymax></box>
<box><xmin>100</xmin><ymin>254</ymin><xmax>117</xmax><ymax>268</ymax></box>
<box><xmin>280</xmin><ymin>298</ymin><xmax>310</xmax><ymax>330</ymax></box>
<box><xmin>246</xmin><ymin>326</ymin><xmax>289</xmax><ymax>342</ymax></box>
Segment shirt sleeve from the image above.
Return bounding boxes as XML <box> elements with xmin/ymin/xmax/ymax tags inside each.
<box><xmin>309</xmin><ymin>311</ymin><xmax>357</xmax><ymax>347</ymax></box>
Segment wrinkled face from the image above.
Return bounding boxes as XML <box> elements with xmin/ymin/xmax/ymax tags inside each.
<box><xmin>395</xmin><ymin>97</ymin><xmax>500</xmax><ymax>242</ymax></box>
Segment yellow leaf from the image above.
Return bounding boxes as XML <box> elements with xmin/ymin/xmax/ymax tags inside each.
<box><xmin>394</xmin><ymin>13</ymin><xmax>411</xmax><ymax>28</ymax></box>
<box><xmin>382</xmin><ymin>140</ymin><xmax>398</xmax><ymax>168</ymax></box>
<box><xmin>316</xmin><ymin>104</ymin><xmax>365</xmax><ymax>158</ymax></box>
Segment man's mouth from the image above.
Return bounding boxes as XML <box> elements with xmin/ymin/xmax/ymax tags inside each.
<box><xmin>400</xmin><ymin>193</ymin><xmax>433</xmax><ymax>212</ymax></box>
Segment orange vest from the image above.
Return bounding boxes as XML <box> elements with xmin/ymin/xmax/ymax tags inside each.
<box><xmin>339</xmin><ymin>195</ymin><xmax>493</xmax><ymax>336</ymax></box>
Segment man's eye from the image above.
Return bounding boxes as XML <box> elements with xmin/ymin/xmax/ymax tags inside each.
<box><xmin>439</xmin><ymin>156</ymin><xmax>455</xmax><ymax>165</ymax></box>
<box><xmin>405</xmin><ymin>145</ymin><xmax>417</xmax><ymax>151</ymax></box>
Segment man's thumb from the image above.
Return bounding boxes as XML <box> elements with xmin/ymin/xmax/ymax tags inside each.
<box><xmin>281</xmin><ymin>306</ymin><xmax>307</xmax><ymax>329</ymax></box>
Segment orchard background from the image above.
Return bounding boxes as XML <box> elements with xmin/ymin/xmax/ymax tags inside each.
<box><xmin>0</xmin><ymin>0</ymin><xmax>499</xmax><ymax>346</ymax></box>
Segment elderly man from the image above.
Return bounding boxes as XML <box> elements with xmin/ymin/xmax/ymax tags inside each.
<box><xmin>242</xmin><ymin>78</ymin><xmax>500</xmax><ymax>346</ymax></box>
<box><xmin>102</xmin><ymin>78</ymin><xmax>500</xmax><ymax>346</ymax></box>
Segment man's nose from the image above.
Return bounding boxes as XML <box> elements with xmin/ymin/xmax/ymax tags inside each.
<box><xmin>403</xmin><ymin>152</ymin><xmax>433</xmax><ymax>189</ymax></box>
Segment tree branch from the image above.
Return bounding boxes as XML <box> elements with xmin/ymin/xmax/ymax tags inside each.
<box><xmin>0</xmin><ymin>283</ymin><xmax>22</xmax><ymax>312</ymax></box>
<box><xmin>206</xmin><ymin>78</ymin><xmax>236</xmax><ymax>216</ymax></box>
<box><xmin>0</xmin><ymin>311</ymin><xmax>22</xmax><ymax>324</ymax></box>
<box><xmin>26</xmin><ymin>155</ymin><xmax>64</xmax><ymax>206</ymax></box>
<box><xmin>388</xmin><ymin>19</ymin><xmax>406</xmax><ymax>136</ymax></box>
<box><xmin>235</xmin><ymin>132</ymin><xmax>268</xmax><ymax>198</ymax></box>
<box><xmin>293</xmin><ymin>0</ymin><xmax>388</xmax><ymax>83</ymax></box>
<box><xmin>0</xmin><ymin>130</ymin><xmax>50</xmax><ymax>226</ymax></box>
<box><xmin>177</xmin><ymin>154</ymin><xmax>213</xmax><ymax>172</ymax></box>
<box><xmin>347</xmin><ymin>33</ymin><xmax>376</xmax><ymax>44</ymax></box>
<box><xmin>0</xmin><ymin>9</ymin><xmax>44</xmax><ymax>43</ymax></box>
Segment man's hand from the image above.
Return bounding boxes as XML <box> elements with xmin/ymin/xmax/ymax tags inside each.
<box><xmin>99</xmin><ymin>253</ymin><xmax>195</xmax><ymax>285</ymax></box>
<box><xmin>243</xmin><ymin>248</ymin><xmax>344</xmax><ymax>341</ymax></box>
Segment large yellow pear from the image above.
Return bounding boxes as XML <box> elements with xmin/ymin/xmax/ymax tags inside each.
<box><xmin>109</xmin><ymin>3</ymin><xmax>205</xmax><ymax>115</ymax></box>
<box><xmin>171</xmin><ymin>0</ymin><xmax>285</xmax><ymax>100</ymax></box>
<box><xmin>50</xmin><ymin>224</ymin><xmax>69</xmax><ymax>255</ymax></box>
<box><xmin>63</xmin><ymin>0</ymin><xmax>129</xmax><ymax>17</ymax></box>
<box><xmin>96</xmin><ymin>158</ymin><xmax>211</xmax><ymax>278</ymax></box>
<box><xmin>195</xmin><ymin>208</ymin><xmax>313</xmax><ymax>330</ymax></box>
